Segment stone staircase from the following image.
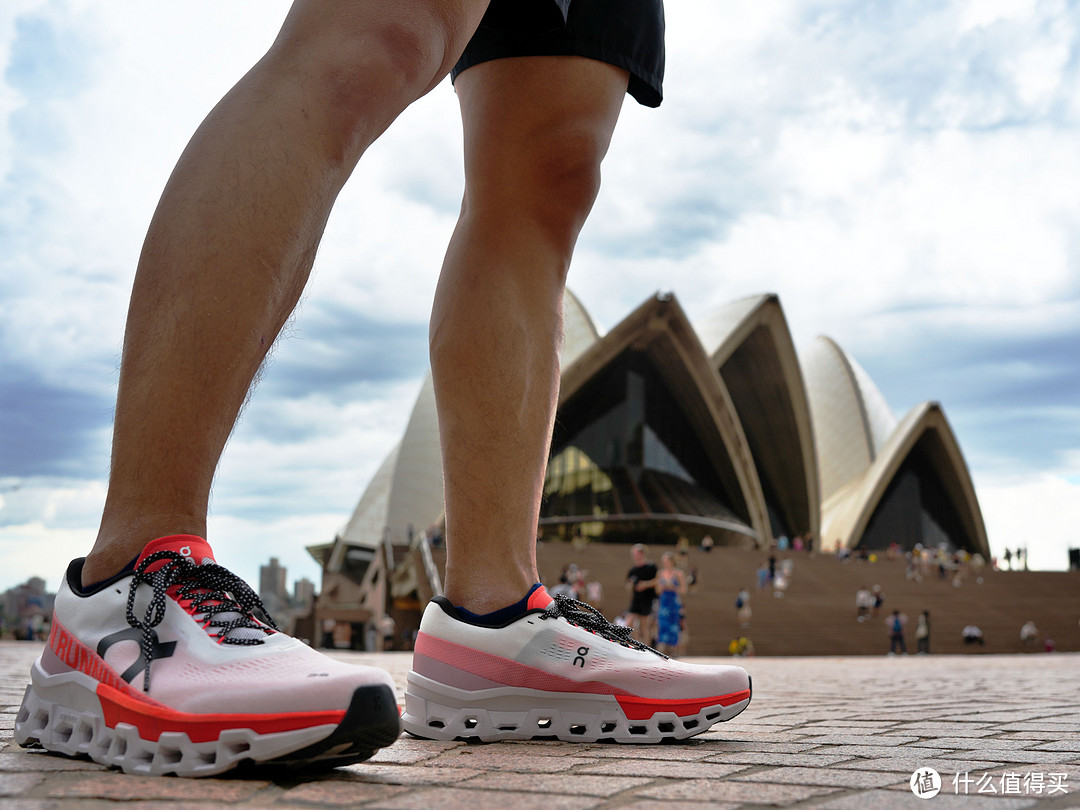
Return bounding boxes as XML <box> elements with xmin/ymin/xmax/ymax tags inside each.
<box><xmin>425</xmin><ymin>542</ymin><xmax>1080</xmax><ymax>656</ymax></box>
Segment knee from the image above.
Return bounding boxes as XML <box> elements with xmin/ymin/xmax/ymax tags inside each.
<box><xmin>468</xmin><ymin>130</ymin><xmax>607</xmax><ymax>260</ymax></box>
<box><xmin>270</xmin><ymin>9</ymin><xmax>461</xmax><ymax>161</ymax></box>
<box><xmin>323</xmin><ymin>15</ymin><xmax>452</xmax><ymax>107</ymax></box>
<box><xmin>530</xmin><ymin>137</ymin><xmax>606</xmax><ymax>246</ymax></box>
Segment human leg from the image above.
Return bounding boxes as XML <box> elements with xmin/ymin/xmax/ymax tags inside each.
<box><xmin>19</xmin><ymin>0</ymin><xmax>493</xmax><ymax>776</ymax></box>
<box><xmin>404</xmin><ymin>44</ymin><xmax>751</xmax><ymax>744</ymax></box>
<box><xmin>431</xmin><ymin>55</ymin><xmax>628</xmax><ymax>614</ymax></box>
<box><xmin>84</xmin><ymin>0</ymin><xmax>489</xmax><ymax>585</ymax></box>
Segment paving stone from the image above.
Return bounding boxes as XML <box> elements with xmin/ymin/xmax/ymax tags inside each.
<box><xmin>367</xmin><ymin>787</ymin><xmax>601</xmax><ymax>810</ymax></box>
<box><xmin>891</xmin><ymin>723</ymin><xmax>999</xmax><ymax>736</ymax></box>
<box><xmin>367</xmin><ymin>738</ymin><xmax>462</xmax><ymax>765</ymax></box>
<box><xmin>808</xmin><ymin>744</ymin><xmax>951</xmax><ymax>759</ymax></box>
<box><xmin>815</xmin><ymin>790</ymin><xmax>1039</xmax><ymax>809</ymax></box>
<box><xmin>424</xmin><ymin>748</ymin><xmax>593</xmax><ymax>772</ymax></box>
<box><xmin>905</xmin><ymin>738</ymin><xmax>1038</xmax><ymax>750</ymax></box>
<box><xmin>339</xmin><ymin>763</ymin><xmax>482</xmax><ymax>785</ymax></box>
<box><xmin>699</xmin><ymin>747</ymin><xmax>816</xmax><ymax>760</ymax></box>
<box><xmin>729</xmin><ymin>765</ymin><xmax>907</xmax><ymax>789</ymax></box>
<box><xmin>613</xmin><ymin>802</ymin><xmax>743</xmax><ymax>810</ymax></box>
<box><xmin>0</xmin><ymin>771</ymin><xmax>47</xmax><ymax>796</ymax></box>
<box><xmin>0</xmin><ymin>751</ymin><xmax>107</xmax><ymax>772</ymax></box>
<box><xmin>1032</xmin><ymin>747</ymin><xmax>1080</xmax><ymax>760</ymax></box>
<box><xmin>634</xmin><ymin>777</ymin><xmax>838</xmax><ymax>803</ymax></box>
<box><xmin>704</xmin><ymin>751</ymin><xmax>856</xmax><ymax>767</ymax></box>
<box><xmin>43</xmin><ymin>772</ymin><xmax>269</xmax><ymax>801</ymax></box>
<box><xmin>945</xmin><ymin>749</ymin><xmax>1080</xmax><ymax>765</ymax></box>
<box><xmin>835</xmin><ymin>757</ymin><xmax>1008</xmax><ymax>774</ymax></box>
<box><xmin>586</xmin><ymin>744</ymin><xmax>735</xmax><ymax>761</ymax></box>
<box><xmin>457</xmin><ymin>771</ymin><xmax>652</xmax><ymax>797</ymax></box>
<box><xmin>578</xmin><ymin>759</ymin><xmax>748</xmax><ymax>778</ymax></box>
<box><xmin>795</xmin><ymin>733</ymin><xmax>922</xmax><ymax>746</ymax></box>
<box><xmin>279</xmin><ymin>779</ymin><xmax>410</xmax><ymax>806</ymax></box>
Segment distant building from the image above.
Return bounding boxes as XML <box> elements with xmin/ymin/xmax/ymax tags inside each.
<box><xmin>258</xmin><ymin>557</ymin><xmax>288</xmax><ymax>617</ymax></box>
<box><xmin>293</xmin><ymin>577</ymin><xmax>315</xmax><ymax>611</ymax></box>
<box><xmin>1</xmin><ymin>577</ymin><xmax>54</xmax><ymax>640</ymax></box>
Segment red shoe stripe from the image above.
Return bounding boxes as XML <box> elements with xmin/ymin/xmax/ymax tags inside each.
<box><xmin>48</xmin><ymin>620</ymin><xmax>168</xmax><ymax>709</ymax></box>
<box><xmin>616</xmin><ymin>688</ymin><xmax>752</xmax><ymax>720</ymax></box>
<box><xmin>415</xmin><ymin>632</ymin><xmax>633</xmax><ymax>697</ymax></box>
<box><xmin>96</xmin><ymin>682</ymin><xmax>345</xmax><ymax>743</ymax></box>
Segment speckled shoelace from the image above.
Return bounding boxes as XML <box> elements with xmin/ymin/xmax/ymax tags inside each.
<box><xmin>542</xmin><ymin>594</ymin><xmax>667</xmax><ymax>659</ymax></box>
<box><xmin>125</xmin><ymin>550</ymin><xmax>278</xmax><ymax>691</ymax></box>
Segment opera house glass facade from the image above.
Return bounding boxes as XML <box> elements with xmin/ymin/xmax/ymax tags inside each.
<box><xmin>319</xmin><ymin>289</ymin><xmax>990</xmax><ymax>570</ymax></box>
<box><xmin>544</xmin><ymin>350</ymin><xmax>747</xmax><ymax>545</ymax></box>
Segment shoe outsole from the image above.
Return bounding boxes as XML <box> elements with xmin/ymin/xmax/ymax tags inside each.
<box><xmin>401</xmin><ymin>672</ymin><xmax>752</xmax><ymax>744</ymax></box>
<box><xmin>16</xmin><ymin>677</ymin><xmax>401</xmax><ymax>777</ymax></box>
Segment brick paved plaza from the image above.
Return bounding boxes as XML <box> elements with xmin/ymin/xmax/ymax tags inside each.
<box><xmin>2</xmin><ymin>641</ymin><xmax>1078</xmax><ymax>809</ymax></box>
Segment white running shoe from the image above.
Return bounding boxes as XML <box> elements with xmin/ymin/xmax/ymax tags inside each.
<box><xmin>402</xmin><ymin>586</ymin><xmax>751</xmax><ymax>743</ymax></box>
<box><xmin>15</xmin><ymin>535</ymin><xmax>400</xmax><ymax>777</ymax></box>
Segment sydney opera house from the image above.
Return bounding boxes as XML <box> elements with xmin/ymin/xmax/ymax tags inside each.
<box><xmin>306</xmin><ymin>291</ymin><xmax>989</xmax><ymax>632</ymax></box>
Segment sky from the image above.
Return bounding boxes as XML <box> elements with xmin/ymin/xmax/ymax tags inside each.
<box><xmin>1</xmin><ymin>0</ymin><xmax>1078</xmax><ymax>595</ymax></box>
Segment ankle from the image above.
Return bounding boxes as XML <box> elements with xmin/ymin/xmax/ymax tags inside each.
<box><xmin>86</xmin><ymin>515</ymin><xmax>207</xmax><ymax>588</ymax></box>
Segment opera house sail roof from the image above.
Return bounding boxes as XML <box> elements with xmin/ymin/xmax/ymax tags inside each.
<box><xmin>316</xmin><ymin>289</ymin><xmax>989</xmax><ymax>574</ymax></box>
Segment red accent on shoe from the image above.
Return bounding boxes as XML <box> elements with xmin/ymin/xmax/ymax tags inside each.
<box><xmin>48</xmin><ymin>620</ymin><xmax>169</xmax><ymax>708</ymax></box>
<box><xmin>95</xmin><ymin>682</ymin><xmax>345</xmax><ymax>743</ymax></box>
<box><xmin>414</xmin><ymin>631</ymin><xmax>632</xmax><ymax>697</ymax></box>
<box><xmin>616</xmin><ymin>689</ymin><xmax>752</xmax><ymax>720</ymax></box>
<box><xmin>527</xmin><ymin>585</ymin><xmax>553</xmax><ymax>611</ymax></box>
<box><xmin>136</xmin><ymin>535</ymin><xmax>216</xmax><ymax>571</ymax></box>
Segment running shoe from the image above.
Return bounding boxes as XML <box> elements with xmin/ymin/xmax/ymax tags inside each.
<box><xmin>15</xmin><ymin>535</ymin><xmax>400</xmax><ymax>777</ymax></box>
<box><xmin>402</xmin><ymin>586</ymin><xmax>751</xmax><ymax>743</ymax></box>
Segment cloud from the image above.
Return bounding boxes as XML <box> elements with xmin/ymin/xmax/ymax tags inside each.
<box><xmin>0</xmin><ymin>359</ymin><xmax>112</xmax><ymax>478</ymax></box>
<box><xmin>978</xmin><ymin>471</ymin><xmax>1080</xmax><ymax>571</ymax></box>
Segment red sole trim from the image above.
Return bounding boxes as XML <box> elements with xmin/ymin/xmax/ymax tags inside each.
<box><xmin>616</xmin><ymin>688</ymin><xmax>752</xmax><ymax>720</ymax></box>
<box><xmin>96</xmin><ymin>683</ymin><xmax>345</xmax><ymax>743</ymax></box>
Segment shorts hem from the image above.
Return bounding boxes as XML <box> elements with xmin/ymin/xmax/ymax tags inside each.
<box><xmin>451</xmin><ymin>34</ymin><xmax>663</xmax><ymax>108</ymax></box>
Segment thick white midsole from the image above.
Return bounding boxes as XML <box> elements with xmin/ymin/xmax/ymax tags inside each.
<box><xmin>401</xmin><ymin>670</ymin><xmax>750</xmax><ymax>743</ymax></box>
<box><xmin>15</xmin><ymin>659</ymin><xmax>335</xmax><ymax>777</ymax></box>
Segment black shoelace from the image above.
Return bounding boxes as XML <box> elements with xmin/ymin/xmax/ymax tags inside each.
<box><xmin>125</xmin><ymin>550</ymin><xmax>278</xmax><ymax>691</ymax></box>
<box><xmin>542</xmin><ymin>594</ymin><xmax>668</xmax><ymax>659</ymax></box>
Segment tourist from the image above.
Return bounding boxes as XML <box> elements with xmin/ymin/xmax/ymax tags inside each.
<box><xmin>963</xmin><ymin>625</ymin><xmax>986</xmax><ymax>645</ymax></box>
<box><xmin>886</xmin><ymin>609</ymin><xmax>907</xmax><ymax>655</ymax></box>
<box><xmin>626</xmin><ymin>543</ymin><xmax>659</xmax><ymax>644</ymax></box>
<box><xmin>1021</xmin><ymin>620</ymin><xmax>1039</xmax><ymax>646</ymax></box>
<box><xmin>915</xmin><ymin>610</ymin><xmax>930</xmax><ymax>654</ymax></box>
<box><xmin>655</xmin><ymin>552</ymin><xmax>686</xmax><ymax>656</ymax></box>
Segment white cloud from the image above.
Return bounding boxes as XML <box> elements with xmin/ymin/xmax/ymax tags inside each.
<box><xmin>978</xmin><ymin>471</ymin><xmax>1080</xmax><ymax>571</ymax></box>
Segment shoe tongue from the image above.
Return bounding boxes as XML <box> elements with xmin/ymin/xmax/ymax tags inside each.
<box><xmin>136</xmin><ymin>535</ymin><xmax>270</xmax><ymax>641</ymax></box>
<box><xmin>136</xmin><ymin>535</ymin><xmax>216</xmax><ymax>571</ymax></box>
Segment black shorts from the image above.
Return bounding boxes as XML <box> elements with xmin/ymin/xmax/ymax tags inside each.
<box><xmin>452</xmin><ymin>0</ymin><xmax>665</xmax><ymax>108</ymax></box>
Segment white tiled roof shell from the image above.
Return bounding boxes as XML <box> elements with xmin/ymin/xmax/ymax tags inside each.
<box><xmin>801</xmin><ymin>336</ymin><xmax>897</xmax><ymax>501</ymax></box>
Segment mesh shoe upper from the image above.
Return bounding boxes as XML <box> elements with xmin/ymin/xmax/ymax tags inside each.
<box><xmin>412</xmin><ymin>586</ymin><xmax>750</xmax><ymax>702</ymax></box>
<box><xmin>45</xmin><ymin>535</ymin><xmax>393</xmax><ymax>715</ymax></box>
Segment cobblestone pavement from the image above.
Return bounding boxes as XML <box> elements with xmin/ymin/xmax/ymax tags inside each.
<box><xmin>2</xmin><ymin>641</ymin><xmax>1078</xmax><ymax>809</ymax></box>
